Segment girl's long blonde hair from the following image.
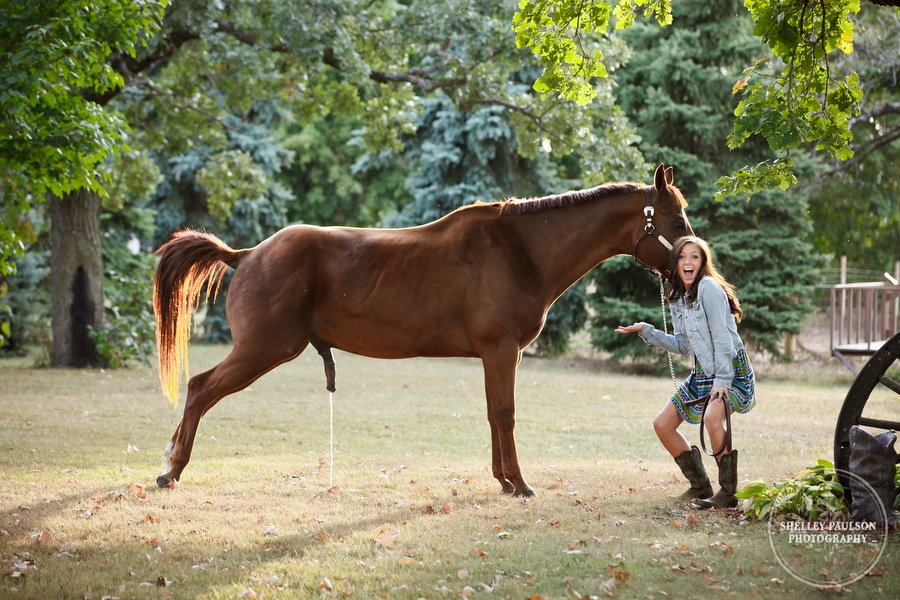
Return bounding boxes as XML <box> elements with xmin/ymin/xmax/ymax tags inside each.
<box><xmin>666</xmin><ymin>236</ymin><xmax>743</xmax><ymax>322</ymax></box>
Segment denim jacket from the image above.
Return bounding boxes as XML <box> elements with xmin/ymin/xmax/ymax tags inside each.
<box><xmin>639</xmin><ymin>276</ymin><xmax>744</xmax><ymax>389</ymax></box>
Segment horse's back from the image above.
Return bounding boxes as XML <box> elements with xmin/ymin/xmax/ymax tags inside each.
<box><xmin>223</xmin><ymin>209</ymin><xmax>543</xmax><ymax>358</ymax></box>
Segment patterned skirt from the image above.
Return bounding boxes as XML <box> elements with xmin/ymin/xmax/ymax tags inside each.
<box><xmin>671</xmin><ymin>348</ymin><xmax>756</xmax><ymax>425</ymax></box>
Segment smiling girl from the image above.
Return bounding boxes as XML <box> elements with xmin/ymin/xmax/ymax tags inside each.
<box><xmin>615</xmin><ymin>236</ymin><xmax>756</xmax><ymax>508</ymax></box>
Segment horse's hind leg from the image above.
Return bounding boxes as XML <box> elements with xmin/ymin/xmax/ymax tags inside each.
<box><xmin>157</xmin><ymin>342</ymin><xmax>308</xmax><ymax>488</ymax></box>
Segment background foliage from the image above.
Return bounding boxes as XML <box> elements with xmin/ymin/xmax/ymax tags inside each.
<box><xmin>1</xmin><ymin>0</ymin><xmax>897</xmax><ymax>364</ymax></box>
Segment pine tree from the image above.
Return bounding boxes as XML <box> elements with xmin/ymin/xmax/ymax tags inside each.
<box><xmin>381</xmin><ymin>97</ymin><xmax>587</xmax><ymax>355</ymax></box>
<box><xmin>588</xmin><ymin>0</ymin><xmax>821</xmax><ymax>360</ymax></box>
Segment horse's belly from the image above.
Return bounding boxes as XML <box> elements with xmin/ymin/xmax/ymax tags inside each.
<box><xmin>313</xmin><ymin>317</ymin><xmax>478</xmax><ymax>360</ymax></box>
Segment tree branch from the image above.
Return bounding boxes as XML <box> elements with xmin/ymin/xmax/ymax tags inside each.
<box><xmin>87</xmin><ymin>29</ymin><xmax>201</xmax><ymax>106</ymax></box>
<box><xmin>850</xmin><ymin>101</ymin><xmax>900</xmax><ymax>127</ymax></box>
<box><xmin>368</xmin><ymin>69</ymin><xmax>468</xmax><ymax>92</ymax></box>
<box><xmin>459</xmin><ymin>97</ymin><xmax>573</xmax><ymax>150</ymax></box>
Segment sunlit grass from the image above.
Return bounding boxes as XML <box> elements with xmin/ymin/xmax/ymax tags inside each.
<box><xmin>0</xmin><ymin>346</ymin><xmax>896</xmax><ymax>598</ymax></box>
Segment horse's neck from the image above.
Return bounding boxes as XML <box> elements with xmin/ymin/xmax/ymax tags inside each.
<box><xmin>512</xmin><ymin>193</ymin><xmax>643</xmax><ymax>300</ymax></box>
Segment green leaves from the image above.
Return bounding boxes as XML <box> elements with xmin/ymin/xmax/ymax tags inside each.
<box><xmin>0</xmin><ymin>0</ymin><xmax>169</xmax><ymax>273</ymax></box>
<box><xmin>513</xmin><ymin>0</ymin><xmax>866</xmax><ymax>199</ymax></box>
<box><xmin>719</xmin><ymin>0</ymin><xmax>863</xmax><ymax>198</ymax></box>
<box><xmin>735</xmin><ymin>459</ymin><xmax>848</xmax><ymax>521</ymax></box>
<box><xmin>197</xmin><ymin>150</ymin><xmax>269</xmax><ymax>222</ymax></box>
<box><xmin>513</xmin><ymin>0</ymin><xmax>671</xmax><ymax>105</ymax></box>
<box><xmin>714</xmin><ymin>159</ymin><xmax>796</xmax><ymax>201</ymax></box>
<box><xmin>513</xmin><ymin>0</ymin><xmax>613</xmax><ymax>105</ymax></box>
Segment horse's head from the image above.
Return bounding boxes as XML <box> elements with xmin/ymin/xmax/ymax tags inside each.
<box><xmin>633</xmin><ymin>164</ymin><xmax>693</xmax><ymax>276</ymax></box>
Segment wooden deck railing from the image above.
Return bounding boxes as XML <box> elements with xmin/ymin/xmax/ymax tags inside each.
<box><xmin>830</xmin><ymin>281</ymin><xmax>900</xmax><ymax>357</ymax></box>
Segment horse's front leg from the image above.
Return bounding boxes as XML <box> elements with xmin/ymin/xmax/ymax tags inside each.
<box><xmin>486</xmin><ymin>405</ymin><xmax>515</xmax><ymax>494</ymax></box>
<box><xmin>482</xmin><ymin>347</ymin><xmax>533</xmax><ymax>497</ymax></box>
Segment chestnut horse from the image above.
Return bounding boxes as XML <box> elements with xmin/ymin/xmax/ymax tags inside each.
<box><xmin>153</xmin><ymin>164</ymin><xmax>691</xmax><ymax>495</ymax></box>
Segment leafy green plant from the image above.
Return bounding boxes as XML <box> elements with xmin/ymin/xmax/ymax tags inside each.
<box><xmin>89</xmin><ymin>221</ymin><xmax>157</xmax><ymax>368</ymax></box>
<box><xmin>0</xmin><ymin>281</ymin><xmax>10</xmax><ymax>348</ymax></box>
<box><xmin>896</xmin><ymin>461</ymin><xmax>900</xmax><ymax>509</ymax></box>
<box><xmin>89</xmin><ymin>267</ymin><xmax>155</xmax><ymax>369</ymax></box>
<box><xmin>735</xmin><ymin>459</ymin><xmax>849</xmax><ymax>520</ymax></box>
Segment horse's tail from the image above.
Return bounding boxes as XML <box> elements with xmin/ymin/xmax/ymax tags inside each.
<box><xmin>153</xmin><ymin>230</ymin><xmax>243</xmax><ymax>407</ymax></box>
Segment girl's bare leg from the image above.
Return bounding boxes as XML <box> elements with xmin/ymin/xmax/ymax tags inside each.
<box><xmin>703</xmin><ymin>396</ymin><xmax>732</xmax><ymax>461</ymax></box>
<box><xmin>653</xmin><ymin>401</ymin><xmax>691</xmax><ymax>457</ymax></box>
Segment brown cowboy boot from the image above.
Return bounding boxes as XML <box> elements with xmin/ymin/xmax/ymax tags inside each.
<box><xmin>673</xmin><ymin>446</ymin><xmax>713</xmax><ymax>500</ymax></box>
<box><xmin>697</xmin><ymin>449</ymin><xmax>738</xmax><ymax>508</ymax></box>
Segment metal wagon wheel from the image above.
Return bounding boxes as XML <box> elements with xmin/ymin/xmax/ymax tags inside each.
<box><xmin>833</xmin><ymin>330</ymin><xmax>900</xmax><ymax>507</ymax></box>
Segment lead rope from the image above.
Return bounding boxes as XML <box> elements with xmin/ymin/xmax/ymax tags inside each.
<box><xmin>659</xmin><ymin>275</ymin><xmax>677</xmax><ymax>390</ymax></box>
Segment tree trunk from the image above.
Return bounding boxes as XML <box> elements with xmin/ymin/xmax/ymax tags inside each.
<box><xmin>49</xmin><ymin>190</ymin><xmax>104</xmax><ymax>367</ymax></box>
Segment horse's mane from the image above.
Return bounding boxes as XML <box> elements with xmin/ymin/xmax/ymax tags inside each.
<box><xmin>455</xmin><ymin>181</ymin><xmax>687</xmax><ymax>217</ymax></box>
<box><xmin>496</xmin><ymin>182</ymin><xmax>648</xmax><ymax>216</ymax></box>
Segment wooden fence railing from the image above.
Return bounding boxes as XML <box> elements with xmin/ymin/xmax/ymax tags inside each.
<box><xmin>830</xmin><ymin>281</ymin><xmax>900</xmax><ymax>360</ymax></box>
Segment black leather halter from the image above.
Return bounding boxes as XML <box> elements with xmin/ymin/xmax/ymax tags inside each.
<box><xmin>632</xmin><ymin>186</ymin><xmax>674</xmax><ymax>275</ymax></box>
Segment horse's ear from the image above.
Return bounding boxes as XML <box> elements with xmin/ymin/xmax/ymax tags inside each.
<box><xmin>665</xmin><ymin>166</ymin><xmax>674</xmax><ymax>186</ymax></box>
<box><xmin>654</xmin><ymin>164</ymin><xmax>668</xmax><ymax>191</ymax></box>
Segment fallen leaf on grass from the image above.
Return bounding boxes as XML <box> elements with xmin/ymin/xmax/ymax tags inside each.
<box><xmin>11</xmin><ymin>553</ymin><xmax>36</xmax><ymax>578</ymax></box>
<box><xmin>311</xmin><ymin>485</ymin><xmax>339</xmax><ymax>499</ymax></box>
<box><xmin>566</xmin><ymin>585</ymin><xmax>583</xmax><ymax>599</ymax></box>
<box><xmin>375</xmin><ymin>529</ymin><xmax>397</xmax><ymax>548</ymax></box>
<box><xmin>131</xmin><ymin>484</ymin><xmax>148</xmax><ymax>500</ymax></box>
<box><xmin>29</xmin><ymin>531</ymin><xmax>53</xmax><ymax>543</ymax></box>
<box><xmin>710</xmin><ymin>540</ymin><xmax>734</xmax><ymax>554</ymax></box>
<box><xmin>607</xmin><ymin>564</ymin><xmax>631</xmax><ymax>581</ymax></box>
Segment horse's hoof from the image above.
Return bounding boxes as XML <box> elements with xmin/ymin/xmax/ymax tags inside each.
<box><xmin>515</xmin><ymin>488</ymin><xmax>535</xmax><ymax>498</ymax></box>
<box><xmin>156</xmin><ymin>475</ymin><xmax>174</xmax><ymax>489</ymax></box>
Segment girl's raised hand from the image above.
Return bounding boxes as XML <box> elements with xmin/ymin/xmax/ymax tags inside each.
<box><xmin>615</xmin><ymin>323</ymin><xmax>643</xmax><ymax>334</ymax></box>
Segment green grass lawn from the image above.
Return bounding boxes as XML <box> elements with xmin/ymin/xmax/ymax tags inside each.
<box><xmin>0</xmin><ymin>346</ymin><xmax>896</xmax><ymax>598</ymax></box>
